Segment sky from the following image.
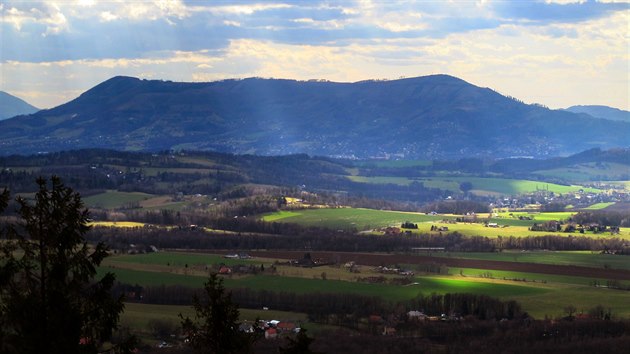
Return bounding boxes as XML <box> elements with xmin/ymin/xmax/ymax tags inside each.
<box><xmin>1</xmin><ymin>0</ymin><xmax>628</xmax><ymax>110</ymax></box>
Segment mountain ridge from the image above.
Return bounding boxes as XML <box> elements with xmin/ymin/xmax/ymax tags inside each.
<box><xmin>0</xmin><ymin>75</ymin><xmax>628</xmax><ymax>157</ymax></box>
<box><xmin>564</xmin><ymin>105</ymin><xmax>630</xmax><ymax>123</ymax></box>
<box><xmin>0</xmin><ymin>91</ymin><xmax>39</xmax><ymax>120</ymax></box>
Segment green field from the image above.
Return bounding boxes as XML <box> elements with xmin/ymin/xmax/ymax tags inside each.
<box><xmin>262</xmin><ymin>208</ymin><xmax>445</xmax><ymax>230</ymax></box>
<box><xmin>103</xmin><ymin>263</ymin><xmax>630</xmax><ymax>319</ymax></box>
<box><xmin>348</xmin><ymin>176</ymin><xmax>601</xmax><ymax>196</ymax></box>
<box><xmin>121</xmin><ymin>302</ymin><xmax>307</xmax><ymax>330</ymax></box>
<box><xmin>261</xmin><ymin>208</ymin><xmax>630</xmax><ymax>239</ymax></box>
<box><xmin>438</xmin><ymin>251</ymin><xmax>630</xmax><ymax>271</ymax></box>
<box><xmin>100</xmin><ymin>250</ymin><xmax>630</xmax><ymax>320</ymax></box>
<box><xmin>448</xmin><ymin>267</ymin><xmax>607</xmax><ymax>286</ymax></box>
<box><xmin>582</xmin><ymin>202</ymin><xmax>616</xmax><ymax>210</ymax></box>
<box><xmin>103</xmin><ymin>265</ymin><xmax>547</xmax><ymax>302</ymax></box>
<box><xmin>400</xmin><ymin>222</ymin><xmax>630</xmax><ymax>239</ymax></box>
<box><xmin>84</xmin><ymin>190</ymin><xmax>154</xmax><ymax>209</ymax></box>
<box><xmin>106</xmin><ymin>252</ymin><xmax>268</xmax><ymax>268</ymax></box>
<box><xmin>494</xmin><ymin>211</ymin><xmax>575</xmax><ymax>223</ymax></box>
<box><xmin>90</xmin><ymin>221</ymin><xmax>147</xmax><ymax>228</ymax></box>
<box><xmin>352</xmin><ymin>160</ymin><xmax>432</xmax><ymax>168</ymax></box>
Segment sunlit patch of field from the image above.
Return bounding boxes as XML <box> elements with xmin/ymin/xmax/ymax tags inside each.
<box><xmin>398</xmin><ymin>222</ymin><xmax>630</xmax><ymax>240</ymax></box>
<box><xmin>447</xmin><ymin>266</ymin><xmax>630</xmax><ymax>286</ymax></box>
<box><xmin>582</xmin><ymin>202</ymin><xmax>616</xmax><ymax>210</ymax></box>
<box><xmin>90</xmin><ymin>221</ymin><xmax>147</xmax><ymax>228</ymax></box>
<box><xmin>262</xmin><ymin>208</ymin><xmax>630</xmax><ymax>239</ymax></box>
<box><xmin>261</xmin><ymin>208</ymin><xmax>445</xmax><ymax>230</ymax></box>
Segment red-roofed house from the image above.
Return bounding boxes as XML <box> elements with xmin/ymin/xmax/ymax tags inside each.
<box><xmin>265</xmin><ymin>328</ymin><xmax>278</xmax><ymax>339</ymax></box>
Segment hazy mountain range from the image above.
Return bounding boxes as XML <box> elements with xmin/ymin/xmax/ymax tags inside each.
<box><xmin>0</xmin><ymin>91</ymin><xmax>39</xmax><ymax>120</ymax></box>
<box><xmin>564</xmin><ymin>105</ymin><xmax>630</xmax><ymax>123</ymax></box>
<box><xmin>0</xmin><ymin>75</ymin><xmax>628</xmax><ymax>158</ymax></box>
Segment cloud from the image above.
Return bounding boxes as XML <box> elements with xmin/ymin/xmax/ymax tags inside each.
<box><xmin>491</xmin><ymin>0</ymin><xmax>628</xmax><ymax>23</ymax></box>
<box><xmin>2</xmin><ymin>0</ymin><xmax>627</xmax><ymax>62</ymax></box>
<box><xmin>1</xmin><ymin>0</ymin><xmax>628</xmax><ymax>111</ymax></box>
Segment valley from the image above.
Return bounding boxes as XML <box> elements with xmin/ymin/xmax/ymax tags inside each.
<box><xmin>2</xmin><ymin>148</ymin><xmax>628</xmax><ymax>352</ymax></box>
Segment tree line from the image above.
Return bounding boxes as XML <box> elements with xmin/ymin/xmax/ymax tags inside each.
<box><xmin>88</xmin><ymin>225</ymin><xmax>630</xmax><ymax>254</ymax></box>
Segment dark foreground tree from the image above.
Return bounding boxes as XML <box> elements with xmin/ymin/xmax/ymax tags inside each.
<box><xmin>0</xmin><ymin>177</ymin><xmax>127</xmax><ymax>354</ymax></box>
<box><xmin>279</xmin><ymin>328</ymin><xmax>315</xmax><ymax>354</ymax></box>
<box><xmin>181</xmin><ymin>273</ymin><xmax>255</xmax><ymax>354</ymax></box>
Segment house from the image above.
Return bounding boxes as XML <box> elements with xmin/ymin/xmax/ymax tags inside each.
<box><xmin>276</xmin><ymin>322</ymin><xmax>296</xmax><ymax>333</ymax></box>
<box><xmin>407</xmin><ymin>311</ymin><xmax>427</xmax><ymax>321</ymax></box>
<box><xmin>218</xmin><ymin>266</ymin><xmax>232</xmax><ymax>275</ymax></box>
<box><xmin>264</xmin><ymin>328</ymin><xmax>278</xmax><ymax>339</ymax></box>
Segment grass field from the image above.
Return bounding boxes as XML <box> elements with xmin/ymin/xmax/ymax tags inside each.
<box><xmin>104</xmin><ymin>264</ymin><xmax>630</xmax><ymax>319</ymax></box>
<box><xmin>83</xmin><ymin>190</ymin><xmax>154</xmax><ymax>209</ymax></box>
<box><xmin>437</xmin><ymin>251</ymin><xmax>630</xmax><ymax>271</ymax></box>
<box><xmin>121</xmin><ymin>302</ymin><xmax>307</xmax><ymax>330</ymax></box>
<box><xmin>261</xmin><ymin>208</ymin><xmax>630</xmax><ymax>239</ymax></box>
<box><xmin>101</xmin><ymin>250</ymin><xmax>630</xmax><ymax>320</ymax></box>
<box><xmin>582</xmin><ymin>202</ymin><xmax>616</xmax><ymax>210</ymax></box>
<box><xmin>122</xmin><ymin>301</ymin><xmax>331</xmax><ymax>345</ymax></box>
<box><xmin>90</xmin><ymin>221</ymin><xmax>147</xmax><ymax>228</ymax></box>
<box><xmin>348</xmin><ymin>176</ymin><xmax>601</xmax><ymax>196</ymax></box>
<box><xmin>261</xmin><ymin>208</ymin><xmax>445</xmax><ymax>230</ymax></box>
<box><xmin>400</xmin><ymin>222</ymin><xmax>630</xmax><ymax>239</ymax></box>
<box><xmin>352</xmin><ymin>160</ymin><xmax>432</xmax><ymax>168</ymax></box>
<box><xmin>493</xmin><ymin>211</ymin><xmax>575</xmax><ymax>223</ymax></box>
<box><xmin>448</xmin><ymin>267</ymin><xmax>603</xmax><ymax>286</ymax></box>
<box><xmin>106</xmin><ymin>252</ymin><xmax>269</xmax><ymax>268</ymax></box>
<box><xmin>104</xmin><ymin>265</ymin><xmax>547</xmax><ymax>302</ymax></box>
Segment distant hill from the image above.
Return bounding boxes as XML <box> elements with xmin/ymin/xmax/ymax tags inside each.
<box><xmin>564</xmin><ymin>105</ymin><xmax>630</xmax><ymax>123</ymax></box>
<box><xmin>490</xmin><ymin>148</ymin><xmax>630</xmax><ymax>174</ymax></box>
<box><xmin>0</xmin><ymin>75</ymin><xmax>628</xmax><ymax>157</ymax></box>
<box><xmin>0</xmin><ymin>91</ymin><xmax>39</xmax><ymax>120</ymax></box>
